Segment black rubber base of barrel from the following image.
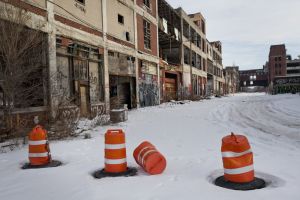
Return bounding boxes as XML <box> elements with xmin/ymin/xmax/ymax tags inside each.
<box><xmin>215</xmin><ymin>176</ymin><xmax>266</xmax><ymax>190</ymax></box>
<box><xmin>21</xmin><ymin>160</ymin><xmax>62</xmax><ymax>169</ymax></box>
<box><xmin>93</xmin><ymin>167</ymin><xmax>137</xmax><ymax>179</ymax></box>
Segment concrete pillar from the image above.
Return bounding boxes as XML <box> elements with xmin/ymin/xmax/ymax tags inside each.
<box><xmin>155</xmin><ymin>0</ymin><xmax>160</xmax><ymax>104</ymax></box>
<box><xmin>133</xmin><ymin>0</ymin><xmax>140</xmax><ymax>108</ymax></box>
<box><xmin>46</xmin><ymin>1</ymin><xmax>58</xmax><ymax>120</ymax></box>
<box><xmin>180</xmin><ymin>13</ymin><xmax>184</xmax><ymax>99</ymax></box>
<box><xmin>102</xmin><ymin>0</ymin><xmax>110</xmax><ymax>113</ymax></box>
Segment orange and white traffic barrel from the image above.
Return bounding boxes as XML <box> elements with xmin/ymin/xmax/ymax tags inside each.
<box><xmin>221</xmin><ymin>133</ymin><xmax>254</xmax><ymax>183</ymax></box>
<box><xmin>104</xmin><ymin>129</ymin><xmax>127</xmax><ymax>173</ymax></box>
<box><xmin>133</xmin><ymin>141</ymin><xmax>166</xmax><ymax>175</ymax></box>
<box><xmin>28</xmin><ymin>125</ymin><xmax>51</xmax><ymax>166</ymax></box>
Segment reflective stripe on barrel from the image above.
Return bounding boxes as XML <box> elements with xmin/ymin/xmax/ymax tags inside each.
<box><xmin>28</xmin><ymin>125</ymin><xmax>50</xmax><ymax>166</ymax></box>
<box><xmin>133</xmin><ymin>141</ymin><xmax>167</xmax><ymax>175</ymax></box>
<box><xmin>221</xmin><ymin>133</ymin><xmax>254</xmax><ymax>183</ymax></box>
<box><xmin>104</xmin><ymin>129</ymin><xmax>127</xmax><ymax>173</ymax></box>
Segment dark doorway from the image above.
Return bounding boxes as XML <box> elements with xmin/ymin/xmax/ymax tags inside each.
<box><xmin>109</xmin><ymin>75</ymin><xmax>136</xmax><ymax>110</ymax></box>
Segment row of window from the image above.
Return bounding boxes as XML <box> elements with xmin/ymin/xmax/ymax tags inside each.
<box><xmin>75</xmin><ymin>0</ymin><xmax>151</xmax><ymax>8</ymax></box>
<box><xmin>183</xmin><ymin>47</ymin><xmax>207</xmax><ymax>71</ymax></box>
<box><xmin>274</xmin><ymin>56</ymin><xmax>282</xmax><ymax>62</ymax></box>
<box><xmin>182</xmin><ymin>22</ymin><xmax>206</xmax><ymax>53</ymax></box>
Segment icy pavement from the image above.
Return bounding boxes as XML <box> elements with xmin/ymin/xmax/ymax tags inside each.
<box><xmin>0</xmin><ymin>93</ymin><xmax>300</xmax><ymax>200</ymax></box>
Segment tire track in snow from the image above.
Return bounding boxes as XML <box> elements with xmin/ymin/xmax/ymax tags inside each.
<box><xmin>208</xmin><ymin>94</ymin><xmax>300</xmax><ymax>143</ymax></box>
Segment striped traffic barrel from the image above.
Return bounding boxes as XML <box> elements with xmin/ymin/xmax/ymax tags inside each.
<box><xmin>28</xmin><ymin>125</ymin><xmax>51</xmax><ymax>165</ymax></box>
<box><xmin>221</xmin><ymin>133</ymin><xmax>254</xmax><ymax>183</ymax></box>
<box><xmin>133</xmin><ymin>141</ymin><xmax>166</xmax><ymax>175</ymax></box>
<box><xmin>104</xmin><ymin>129</ymin><xmax>127</xmax><ymax>173</ymax></box>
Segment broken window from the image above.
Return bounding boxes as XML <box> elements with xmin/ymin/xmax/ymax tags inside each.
<box><xmin>183</xmin><ymin>20</ymin><xmax>189</xmax><ymax>39</ymax></box>
<box><xmin>118</xmin><ymin>14</ymin><xmax>124</xmax><ymax>25</ymax></box>
<box><xmin>192</xmin><ymin>75</ymin><xmax>199</xmax><ymax>95</ymax></box>
<box><xmin>203</xmin><ymin>58</ymin><xmax>206</xmax><ymax>71</ymax></box>
<box><xmin>196</xmin><ymin>34</ymin><xmax>201</xmax><ymax>48</ymax></box>
<box><xmin>191</xmin><ymin>51</ymin><xmax>196</xmax><ymax>67</ymax></box>
<box><xmin>184</xmin><ymin>47</ymin><xmax>190</xmax><ymax>65</ymax></box>
<box><xmin>190</xmin><ymin>28</ymin><xmax>196</xmax><ymax>44</ymax></box>
<box><xmin>63</xmin><ymin>41</ymin><xmax>105</xmax><ymax>103</ymax></box>
<box><xmin>196</xmin><ymin>54</ymin><xmax>201</xmax><ymax>69</ymax></box>
<box><xmin>144</xmin><ymin>0</ymin><xmax>150</xmax><ymax>8</ymax></box>
<box><xmin>76</xmin><ymin>0</ymin><xmax>85</xmax><ymax>5</ymax></box>
<box><xmin>144</xmin><ymin>20</ymin><xmax>151</xmax><ymax>49</ymax></box>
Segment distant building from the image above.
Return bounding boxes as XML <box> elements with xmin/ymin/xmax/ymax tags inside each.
<box><xmin>272</xmin><ymin>55</ymin><xmax>300</xmax><ymax>94</ymax></box>
<box><xmin>239</xmin><ymin>69</ymin><xmax>268</xmax><ymax>92</ymax></box>
<box><xmin>268</xmin><ymin>44</ymin><xmax>287</xmax><ymax>84</ymax></box>
<box><xmin>286</xmin><ymin>56</ymin><xmax>300</xmax><ymax>77</ymax></box>
<box><xmin>265</xmin><ymin>44</ymin><xmax>300</xmax><ymax>94</ymax></box>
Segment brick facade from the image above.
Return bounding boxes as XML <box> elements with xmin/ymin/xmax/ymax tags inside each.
<box><xmin>268</xmin><ymin>44</ymin><xmax>287</xmax><ymax>83</ymax></box>
<box><xmin>136</xmin><ymin>0</ymin><xmax>157</xmax><ymax>18</ymax></box>
<box><xmin>136</xmin><ymin>14</ymin><xmax>158</xmax><ymax>57</ymax></box>
<box><xmin>54</xmin><ymin>15</ymin><xmax>103</xmax><ymax>37</ymax></box>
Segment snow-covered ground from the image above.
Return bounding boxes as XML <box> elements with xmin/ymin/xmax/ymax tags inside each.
<box><xmin>1</xmin><ymin>93</ymin><xmax>300</xmax><ymax>200</ymax></box>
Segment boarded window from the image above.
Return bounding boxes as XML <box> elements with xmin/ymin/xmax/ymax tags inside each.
<box><xmin>89</xmin><ymin>62</ymin><xmax>100</xmax><ymax>103</ymax></box>
<box><xmin>74</xmin><ymin>59</ymin><xmax>88</xmax><ymax>81</ymax></box>
<box><xmin>57</xmin><ymin>56</ymin><xmax>70</xmax><ymax>98</ymax></box>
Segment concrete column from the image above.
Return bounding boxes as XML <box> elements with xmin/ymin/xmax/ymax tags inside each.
<box><xmin>102</xmin><ymin>0</ymin><xmax>110</xmax><ymax>113</ymax></box>
<box><xmin>134</xmin><ymin>0</ymin><xmax>140</xmax><ymax>108</ymax></box>
<box><xmin>180</xmin><ymin>13</ymin><xmax>184</xmax><ymax>99</ymax></box>
<box><xmin>155</xmin><ymin>0</ymin><xmax>160</xmax><ymax>104</ymax></box>
<box><xmin>46</xmin><ymin>1</ymin><xmax>58</xmax><ymax>120</ymax></box>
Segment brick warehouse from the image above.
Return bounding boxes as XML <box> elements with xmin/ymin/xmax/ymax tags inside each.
<box><xmin>0</xmin><ymin>0</ymin><xmax>226</xmax><ymax>139</ymax></box>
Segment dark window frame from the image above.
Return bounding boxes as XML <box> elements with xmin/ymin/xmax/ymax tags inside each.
<box><xmin>143</xmin><ymin>19</ymin><xmax>151</xmax><ymax>49</ymax></box>
<box><xmin>75</xmin><ymin>0</ymin><xmax>85</xmax><ymax>5</ymax></box>
<box><xmin>143</xmin><ymin>0</ymin><xmax>150</xmax><ymax>8</ymax></box>
<box><xmin>118</xmin><ymin>14</ymin><xmax>124</xmax><ymax>25</ymax></box>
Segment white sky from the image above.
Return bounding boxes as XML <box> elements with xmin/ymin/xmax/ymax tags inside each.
<box><xmin>167</xmin><ymin>0</ymin><xmax>300</xmax><ymax>70</ymax></box>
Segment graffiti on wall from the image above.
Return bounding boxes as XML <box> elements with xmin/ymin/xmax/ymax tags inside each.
<box><xmin>274</xmin><ymin>76</ymin><xmax>300</xmax><ymax>85</ymax></box>
<box><xmin>139</xmin><ymin>74</ymin><xmax>159</xmax><ymax>107</ymax></box>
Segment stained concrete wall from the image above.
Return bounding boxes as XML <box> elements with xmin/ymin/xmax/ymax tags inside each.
<box><xmin>54</xmin><ymin>0</ymin><xmax>103</xmax><ymax>30</ymax></box>
<box><xmin>107</xmin><ymin>0</ymin><xmax>135</xmax><ymax>44</ymax></box>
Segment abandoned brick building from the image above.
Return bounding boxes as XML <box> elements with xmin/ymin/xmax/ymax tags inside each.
<box><xmin>0</xmin><ymin>0</ymin><xmax>227</xmax><ymax>139</ymax></box>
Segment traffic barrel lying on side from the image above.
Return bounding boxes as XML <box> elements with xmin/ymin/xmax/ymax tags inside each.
<box><xmin>28</xmin><ymin>125</ymin><xmax>51</xmax><ymax>166</ymax></box>
<box><xmin>104</xmin><ymin>129</ymin><xmax>127</xmax><ymax>173</ymax></box>
<box><xmin>133</xmin><ymin>141</ymin><xmax>166</xmax><ymax>175</ymax></box>
<box><xmin>221</xmin><ymin>133</ymin><xmax>254</xmax><ymax>183</ymax></box>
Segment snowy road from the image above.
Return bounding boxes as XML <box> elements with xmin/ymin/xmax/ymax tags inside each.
<box><xmin>1</xmin><ymin>93</ymin><xmax>300</xmax><ymax>200</ymax></box>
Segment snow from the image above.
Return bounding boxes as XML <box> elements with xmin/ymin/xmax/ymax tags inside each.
<box><xmin>1</xmin><ymin>93</ymin><xmax>300</xmax><ymax>200</ymax></box>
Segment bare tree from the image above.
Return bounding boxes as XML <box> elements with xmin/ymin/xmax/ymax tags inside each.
<box><xmin>0</xmin><ymin>4</ymin><xmax>47</xmax><ymax>138</ymax></box>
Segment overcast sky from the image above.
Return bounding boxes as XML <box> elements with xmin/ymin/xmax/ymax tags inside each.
<box><xmin>167</xmin><ymin>0</ymin><xmax>300</xmax><ymax>70</ymax></box>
